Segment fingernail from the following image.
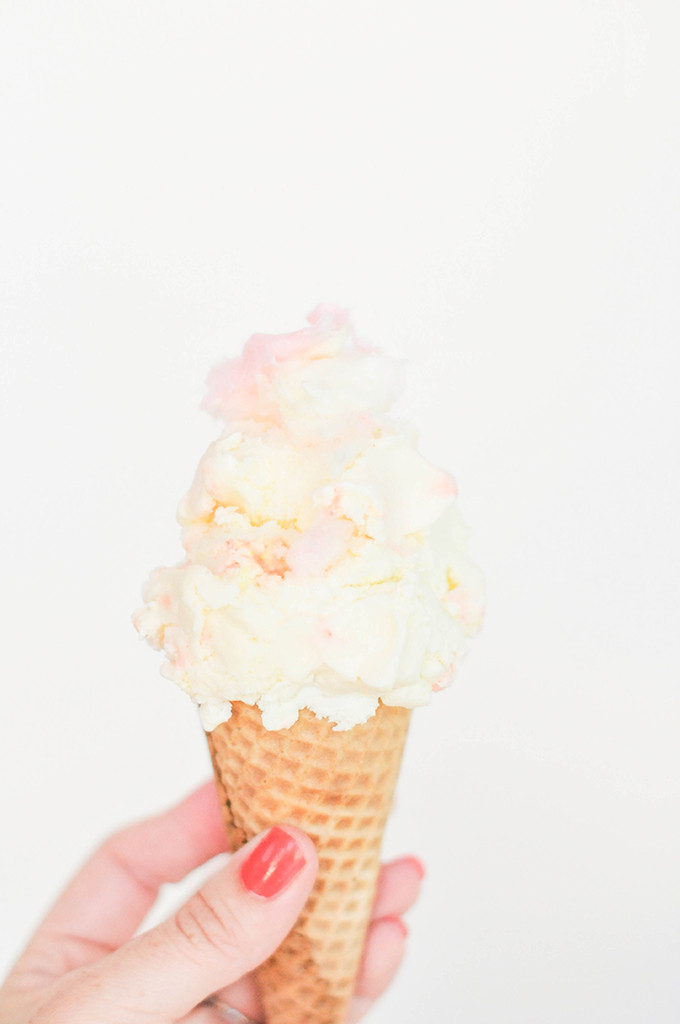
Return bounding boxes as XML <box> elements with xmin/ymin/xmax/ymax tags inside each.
<box><xmin>241</xmin><ymin>827</ymin><xmax>306</xmax><ymax>898</ymax></box>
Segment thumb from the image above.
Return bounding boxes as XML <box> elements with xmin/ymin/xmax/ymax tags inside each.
<box><xmin>59</xmin><ymin>826</ymin><xmax>317</xmax><ymax>1023</ymax></box>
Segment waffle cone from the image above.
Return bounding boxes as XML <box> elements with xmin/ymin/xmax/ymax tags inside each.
<box><xmin>206</xmin><ymin>700</ymin><xmax>411</xmax><ymax>1024</ymax></box>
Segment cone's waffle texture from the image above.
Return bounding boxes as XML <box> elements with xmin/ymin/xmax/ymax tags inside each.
<box><xmin>206</xmin><ymin>700</ymin><xmax>411</xmax><ymax>1024</ymax></box>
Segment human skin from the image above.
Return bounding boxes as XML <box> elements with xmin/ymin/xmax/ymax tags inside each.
<box><xmin>0</xmin><ymin>781</ymin><xmax>424</xmax><ymax>1024</ymax></box>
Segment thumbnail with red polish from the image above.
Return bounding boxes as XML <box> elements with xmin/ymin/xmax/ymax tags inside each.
<box><xmin>241</xmin><ymin>827</ymin><xmax>306</xmax><ymax>898</ymax></box>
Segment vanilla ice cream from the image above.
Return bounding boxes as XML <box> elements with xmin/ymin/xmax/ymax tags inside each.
<box><xmin>134</xmin><ymin>305</ymin><xmax>483</xmax><ymax>730</ymax></box>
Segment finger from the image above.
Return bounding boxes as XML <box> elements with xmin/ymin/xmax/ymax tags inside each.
<box><xmin>58</xmin><ymin>826</ymin><xmax>318</xmax><ymax>1023</ymax></box>
<box><xmin>371</xmin><ymin>856</ymin><xmax>425</xmax><ymax>920</ymax></box>
<box><xmin>203</xmin><ymin>855</ymin><xmax>425</xmax><ymax>1022</ymax></box>
<box><xmin>347</xmin><ymin>917</ymin><xmax>408</xmax><ymax>1024</ymax></box>
<box><xmin>14</xmin><ymin>781</ymin><xmax>227</xmax><ymax>983</ymax></box>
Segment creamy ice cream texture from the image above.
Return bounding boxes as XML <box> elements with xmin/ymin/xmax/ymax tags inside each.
<box><xmin>134</xmin><ymin>305</ymin><xmax>483</xmax><ymax>730</ymax></box>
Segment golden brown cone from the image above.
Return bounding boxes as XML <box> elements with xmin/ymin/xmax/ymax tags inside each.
<box><xmin>206</xmin><ymin>700</ymin><xmax>411</xmax><ymax>1024</ymax></box>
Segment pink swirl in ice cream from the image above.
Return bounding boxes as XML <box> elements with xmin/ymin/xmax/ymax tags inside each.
<box><xmin>134</xmin><ymin>305</ymin><xmax>483</xmax><ymax>730</ymax></box>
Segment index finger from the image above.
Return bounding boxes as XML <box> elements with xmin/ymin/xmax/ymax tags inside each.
<box><xmin>9</xmin><ymin>780</ymin><xmax>228</xmax><ymax>987</ymax></box>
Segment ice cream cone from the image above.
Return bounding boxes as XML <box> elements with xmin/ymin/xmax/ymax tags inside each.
<box><xmin>135</xmin><ymin>309</ymin><xmax>483</xmax><ymax>1017</ymax></box>
<box><xmin>206</xmin><ymin>699</ymin><xmax>411</xmax><ymax>1024</ymax></box>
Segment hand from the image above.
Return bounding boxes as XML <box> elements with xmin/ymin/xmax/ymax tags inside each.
<box><xmin>0</xmin><ymin>781</ymin><xmax>423</xmax><ymax>1024</ymax></box>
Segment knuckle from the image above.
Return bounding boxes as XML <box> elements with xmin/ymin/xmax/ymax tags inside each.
<box><xmin>97</xmin><ymin>826</ymin><xmax>128</xmax><ymax>856</ymax></box>
<box><xmin>97</xmin><ymin>827</ymin><xmax>131</xmax><ymax>864</ymax></box>
<box><xmin>94</xmin><ymin>833</ymin><xmax>128</xmax><ymax>876</ymax></box>
<box><xmin>173</xmin><ymin>890</ymin><xmax>246</xmax><ymax>960</ymax></box>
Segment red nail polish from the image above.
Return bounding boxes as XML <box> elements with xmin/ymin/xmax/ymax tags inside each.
<box><xmin>241</xmin><ymin>827</ymin><xmax>306</xmax><ymax>898</ymax></box>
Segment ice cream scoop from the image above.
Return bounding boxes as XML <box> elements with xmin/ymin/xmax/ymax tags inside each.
<box><xmin>134</xmin><ymin>304</ymin><xmax>483</xmax><ymax>732</ymax></box>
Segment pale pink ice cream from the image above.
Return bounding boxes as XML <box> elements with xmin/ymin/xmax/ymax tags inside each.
<box><xmin>134</xmin><ymin>305</ymin><xmax>483</xmax><ymax>730</ymax></box>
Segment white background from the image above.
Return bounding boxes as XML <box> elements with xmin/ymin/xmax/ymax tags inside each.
<box><xmin>1</xmin><ymin>3</ymin><xmax>678</xmax><ymax>1022</ymax></box>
